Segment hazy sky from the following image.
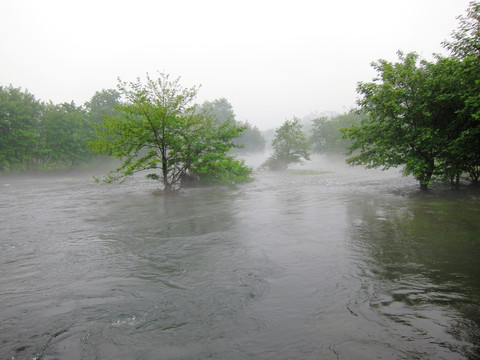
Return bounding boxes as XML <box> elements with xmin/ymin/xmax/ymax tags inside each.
<box><xmin>0</xmin><ymin>0</ymin><xmax>471</xmax><ymax>130</ymax></box>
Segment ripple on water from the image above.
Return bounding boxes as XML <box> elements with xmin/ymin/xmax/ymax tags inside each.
<box><xmin>1</xmin><ymin>157</ymin><xmax>480</xmax><ymax>359</ymax></box>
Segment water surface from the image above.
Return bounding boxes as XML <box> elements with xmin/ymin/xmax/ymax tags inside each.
<box><xmin>1</xmin><ymin>155</ymin><xmax>479</xmax><ymax>359</ymax></box>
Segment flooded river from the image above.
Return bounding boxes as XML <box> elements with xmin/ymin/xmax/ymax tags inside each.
<box><xmin>1</xmin><ymin>155</ymin><xmax>479</xmax><ymax>359</ymax></box>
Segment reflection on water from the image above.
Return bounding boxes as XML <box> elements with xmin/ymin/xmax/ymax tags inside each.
<box><xmin>346</xmin><ymin>191</ymin><xmax>480</xmax><ymax>359</ymax></box>
<box><xmin>0</xmin><ymin>155</ymin><xmax>479</xmax><ymax>359</ymax></box>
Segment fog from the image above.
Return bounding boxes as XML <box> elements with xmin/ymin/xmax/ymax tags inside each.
<box><xmin>0</xmin><ymin>0</ymin><xmax>471</xmax><ymax>129</ymax></box>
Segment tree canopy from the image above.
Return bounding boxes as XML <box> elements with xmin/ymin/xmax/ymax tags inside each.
<box><xmin>340</xmin><ymin>3</ymin><xmax>480</xmax><ymax>190</ymax></box>
<box><xmin>199</xmin><ymin>98</ymin><xmax>235</xmax><ymax>124</ymax></box>
<box><xmin>39</xmin><ymin>101</ymin><xmax>93</xmax><ymax>168</ymax></box>
<box><xmin>85</xmin><ymin>89</ymin><xmax>121</xmax><ymax>125</ymax></box>
<box><xmin>2</xmin><ymin>2</ymin><xmax>479</xmax><ymax>192</ymax></box>
<box><xmin>199</xmin><ymin>98</ymin><xmax>266</xmax><ymax>153</ymax></box>
<box><xmin>309</xmin><ymin>111</ymin><xmax>365</xmax><ymax>153</ymax></box>
<box><xmin>234</xmin><ymin>121</ymin><xmax>266</xmax><ymax>153</ymax></box>
<box><xmin>262</xmin><ymin>117</ymin><xmax>310</xmax><ymax>170</ymax></box>
<box><xmin>0</xmin><ymin>85</ymin><xmax>42</xmax><ymax>171</ymax></box>
<box><xmin>341</xmin><ymin>49</ymin><xmax>480</xmax><ymax>189</ymax></box>
<box><xmin>89</xmin><ymin>73</ymin><xmax>252</xmax><ymax>193</ymax></box>
<box><xmin>442</xmin><ymin>1</ymin><xmax>480</xmax><ymax>59</ymax></box>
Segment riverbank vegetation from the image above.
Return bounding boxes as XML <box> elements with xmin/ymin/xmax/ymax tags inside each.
<box><xmin>341</xmin><ymin>1</ymin><xmax>480</xmax><ymax>189</ymax></box>
<box><xmin>1</xmin><ymin>2</ymin><xmax>479</xmax><ymax>191</ymax></box>
<box><xmin>0</xmin><ymin>86</ymin><xmax>120</xmax><ymax>172</ymax></box>
<box><xmin>0</xmin><ymin>82</ymin><xmax>264</xmax><ymax>179</ymax></box>
<box><xmin>309</xmin><ymin>112</ymin><xmax>366</xmax><ymax>154</ymax></box>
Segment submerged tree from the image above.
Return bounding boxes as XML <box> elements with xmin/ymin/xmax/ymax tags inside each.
<box><xmin>342</xmin><ymin>48</ymin><xmax>480</xmax><ymax>189</ymax></box>
<box><xmin>89</xmin><ymin>73</ymin><xmax>252</xmax><ymax>193</ymax></box>
<box><xmin>342</xmin><ymin>2</ymin><xmax>480</xmax><ymax>190</ymax></box>
<box><xmin>262</xmin><ymin>117</ymin><xmax>310</xmax><ymax>170</ymax></box>
<box><xmin>342</xmin><ymin>52</ymin><xmax>446</xmax><ymax>190</ymax></box>
<box><xmin>441</xmin><ymin>1</ymin><xmax>480</xmax><ymax>184</ymax></box>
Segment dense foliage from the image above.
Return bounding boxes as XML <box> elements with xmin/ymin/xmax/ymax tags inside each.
<box><xmin>342</xmin><ymin>52</ymin><xmax>480</xmax><ymax>189</ymax></box>
<box><xmin>309</xmin><ymin>111</ymin><xmax>365</xmax><ymax>153</ymax></box>
<box><xmin>234</xmin><ymin>121</ymin><xmax>266</xmax><ymax>153</ymax></box>
<box><xmin>2</xmin><ymin>1</ymin><xmax>479</xmax><ymax>193</ymax></box>
<box><xmin>0</xmin><ymin>84</ymin><xmax>258</xmax><ymax>183</ymax></box>
<box><xmin>89</xmin><ymin>73</ymin><xmax>252</xmax><ymax>193</ymax></box>
<box><xmin>0</xmin><ymin>86</ymin><xmax>117</xmax><ymax>172</ymax></box>
<box><xmin>262</xmin><ymin>117</ymin><xmax>310</xmax><ymax>170</ymax></box>
<box><xmin>341</xmin><ymin>2</ymin><xmax>480</xmax><ymax>190</ymax></box>
<box><xmin>39</xmin><ymin>102</ymin><xmax>92</xmax><ymax>168</ymax></box>
<box><xmin>0</xmin><ymin>85</ymin><xmax>42</xmax><ymax>171</ymax></box>
<box><xmin>199</xmin><ymin>97</ymin><xmax>266</xmax><ymax>153</ymax></box>
<box><xmin>442</xmin><ymin>1</ymin><xmax>480</xmax><ymax>59</ymax></box>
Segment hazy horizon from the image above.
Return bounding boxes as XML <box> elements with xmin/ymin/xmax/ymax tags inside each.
<box><xmin>1</xmin><ymin>0</ymin><xmax>471</xmax><ymax>130</ymax></box>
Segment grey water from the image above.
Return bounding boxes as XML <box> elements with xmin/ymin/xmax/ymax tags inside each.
<box><xmin>1</xmin><ymin>155</ymin><xmax>479</xmax><ymax>360</ymax></box>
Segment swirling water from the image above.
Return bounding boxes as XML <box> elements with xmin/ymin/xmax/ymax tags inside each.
<box><xmin>1</xmin><ymin>155</ymin><xmax>479</xmax><ymax>359</ymax></box>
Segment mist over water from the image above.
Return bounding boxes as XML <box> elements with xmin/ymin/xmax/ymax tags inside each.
<box><xmin>1</xmin><ymin>154</ymin><xmax>479</xmax><ymax>359</ymax></box>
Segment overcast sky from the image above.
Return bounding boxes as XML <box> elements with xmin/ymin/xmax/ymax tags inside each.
<box><xmin>0</xmin><ymin>0</ymin><xmax>471</xmax><ymax>130</ymax></box>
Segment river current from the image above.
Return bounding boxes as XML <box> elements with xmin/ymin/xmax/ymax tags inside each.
<box><xmin>1</xmin><ymin>155</ymin><xmax>479</xmax><ymax>359</ymax></box>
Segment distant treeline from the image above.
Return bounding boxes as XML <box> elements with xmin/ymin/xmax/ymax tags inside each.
<box><xmin>0</xmin><ymin>86</ymin><xmax>266</xmax><ymax>173</ymax></box>
<box><xmin>307</xmin><ymin>111</ymin><xmax>365</xmax><ymax>154</ymax></box>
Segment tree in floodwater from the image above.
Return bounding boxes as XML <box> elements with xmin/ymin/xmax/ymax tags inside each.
<box><xmin>342</xmin><ymin>49</ymin><xmax>480</xmax><ymax>189</ymax></box>
<box><xmin>440</xmin><ymin>1</ymin><xmax>480</xmax><ymax>184</ymax></box>
<box><xmin>262</xmin><ymin>117</ymin><xmax>310</xmax><ymax>170</ymax></box>
<box><xmin>425</xmin><ymin>56</ymin><xmax>480</xmax><ymax>185</ymax></box>
<box><xmin>89</xmin><ymin>73</ymin><xmax>252</xmax><ymax>193</ymax></box>
<box><xmin>342</xmin><ymin>2</ymin><xmax>480</xmax><ymax>190</ymax></box>
<box><xmin>342</xmin><ymin>52</ymin><xmax>449</xmax><ymax>190</ymax></box>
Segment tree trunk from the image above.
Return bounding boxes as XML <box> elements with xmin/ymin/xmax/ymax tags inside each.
<box><xmin>419</xmin><ymin>159</ymin><xmax>435</xmax><ymax>191</ymax></box>
<box><xmin>418</xmin><ymin>173</ymin><xmax>431</xmax><ymax>191</ymax></box>
<box><xmin>161</xmin><ymin>147</ymin><xmax>172</xmax><ymax>193</ymax></box>
<box><xmin>419</xmin><ymin>182</ymin><xmax>429</xmax><ymax>191</ymax></box>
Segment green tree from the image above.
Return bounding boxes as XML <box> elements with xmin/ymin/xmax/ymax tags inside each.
<box><xmin>342</xmin><ymin>52</ymin><xmax>447</xmax><ymax>190</ymax></box>
<box><xmin>85</xmin><ymin>88</ymin><xmax>121</xmax><ymax>125</ymax></box>
<box><xmin>442</xmin><ymin>1</ymin><xmax>480</xmax><ymax>59</ymax></box>
<box><xmin>309</xmin><ymin>111</ymin><xmax>365</xmax><ymax>153</ymax></box>
<box><xmin>234</xmin><ymin>121</ymin><xmax>266</xmax><ymax>153</ymax></box>
<box><xmin>199</xmin><ymin>98</ymin><xmax>266</xmax><ymax>153</ymax></box>
<box><xmin>440</xmin><ymin>2</ymin><xmax>480</xmax><ymax>184</ymax></box>
<box><xmin>90</xmin><ymin>73</ymin><xmax>251</xmax><ymax>193</ymax></box>
<box><xmin>309</xmin><ymin>116</ymin><xmax>329</xmax><ymax>152</ymax></box>
<box><xmin>39</xmin><ymin>102</ymin><xmax>94</xmax><ymax>168</ymax></box>
<box><xmin>199</xmin><ymin>97</ymin><xmax>235</xmax><ymax>124</ymax></box>
<box><xmin>0</xmin><ymin>85</ymin><xmax>42</xmax><ymax>171</ymax></box>
<box><xmin>458</xmin><ymin>56</ymin><xmax>480</xmax><ymax>183</ymax></box>
<box><xmin>434</xmin><ymin>56</ymin><xmax>480</xmax><ymax>185</ymax></box>
<box><xmin>262</xmin><ymin>117</ymin><xmax>310</xmax><ymax>170</ymax></box>
<box><xmin>343</xmin><ymin>51</ymin><xmax>480</xmax><ymax>189</ymax></box>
